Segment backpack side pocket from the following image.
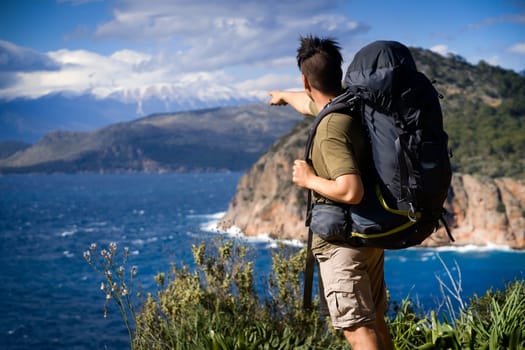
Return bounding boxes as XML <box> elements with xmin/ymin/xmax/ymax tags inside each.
<box><xmin>309</xmin><ymin>204</ymin><xmax>349</xmax><ymax>242</ymax></box>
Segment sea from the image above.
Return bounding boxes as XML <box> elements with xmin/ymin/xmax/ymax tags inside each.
<box><xmin>1</xmin><ymin>173</ymin><xmax>524</xmax><ymax>350</ymax></box>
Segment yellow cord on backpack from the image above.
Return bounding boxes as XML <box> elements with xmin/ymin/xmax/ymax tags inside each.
<box><xmin>350</xmin><ymin>186</ymin><xmax>420</xmax><ymax>239</ymax></box>
<box><xmin>375</xmin><ymin>186</ymin><xmax>421</xmax><ymax>219</ymax></box>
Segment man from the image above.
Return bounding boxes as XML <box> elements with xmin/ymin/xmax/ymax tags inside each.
<box><xmin>268</xmin><ymin>35</ymin><xmax>393</xmax><ymax>350</ymax></box>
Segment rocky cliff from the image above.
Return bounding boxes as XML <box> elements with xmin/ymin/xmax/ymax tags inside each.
<box><xmin>220</xmin><ymin>118</ymin><xmax>525</xmax><ymax>249</ymax></box>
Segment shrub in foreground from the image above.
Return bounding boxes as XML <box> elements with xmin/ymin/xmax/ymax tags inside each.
<box><xmin>86</xmin><ymin>239</ymin><xmax>525</xmax><ymax>349</ymax></box>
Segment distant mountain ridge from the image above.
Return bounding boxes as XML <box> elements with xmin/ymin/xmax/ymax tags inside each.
<box><xmin>0</xmin><ymin>104</ymin><xmax>301</xmax><ymax>174</ymax></box>
<box><xmin>0</xmin><ymin>140</ymin><xmax>31</xmax><ymax>159</ymax></box>
<box><xmin>0</xmin><ymin>92</ymin><xmax>259</xmax><ymax>143</ymax></box>
<box><xmin>2</xmin><ymin>46</ymin><xmax>524</xmax><ymax>176</ymax></box>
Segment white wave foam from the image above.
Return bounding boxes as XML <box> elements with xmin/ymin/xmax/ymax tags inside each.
<box><xmin>63</xmin><ymin>250</ymin><xmax>74</xmax><ymax>258</ymax></box>
<box><xmin>200</xmin><ymin>215</ymin><xmax>304</xmax><ymax>248</ymax></box>
<box><xmin>385</xmin><ymin>255</ymin><xmax>409</xmax><ymax>263</ymax></box>
<box><xmin>266</xmin><ymin>238</ymin><xmax>304</xmax><ymax>248</ymax></box>
<box><xmin>60</xmin><ymin>222</ymin><xmax>111</xmax><ymax>237</ymax></box>
<box><xmin>188</xmin><ymin>211</ymin><xmax>226</xmax><ymax>221</ymax></box>
<box><xmin>431</xmin><ymin>243</ymin><xmax>520</xmax><ymax>253</ymax></box>
<box><xmin>197</xmin><ymin>211</ymin><xmax>231</xmax><ymax>233</ymax></box>
<box><xmin>60</xmin><ymin>229</ymin><xmax>77</xmax><ymax>237</ymax></box>
<box><xmin>203</xmin><ymin>212</ymin><xmax>227</xmax><ymax>220</ymax></box>
<box><xmin>131</xmin><ymin>237</ymin><xmax>158</xmax><ymax>246</ymax></box>
<box><xmin>91</xmin><ymin>221</ymin><xmax>108</xmax><ymax>226</ymax></box>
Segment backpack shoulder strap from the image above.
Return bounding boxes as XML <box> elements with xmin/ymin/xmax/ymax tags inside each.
<box><xmin>303</xmin><ymin>90</ymin><xmax>359</xmax><ymax>227</ymax></box>
<box><xmin>303</xmin><ymin>90</ymin><xmax>357</xmax><ymax>162</ymax></box>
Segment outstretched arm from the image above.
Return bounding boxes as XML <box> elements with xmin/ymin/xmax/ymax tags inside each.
<box><xmin>268</xmin><ymin>90</ymin><xmax>314</xmax><ymax>116</ymax></box>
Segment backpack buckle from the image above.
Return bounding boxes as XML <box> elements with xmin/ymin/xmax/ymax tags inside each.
<box><xmin>408</xmin><ymin>203</ymin><xmax>418</xmax><ymax>222</ymax></box>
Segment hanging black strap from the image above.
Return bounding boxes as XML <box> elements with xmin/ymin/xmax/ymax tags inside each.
<box><xmin>303</xmin><ymin>226</ymin><xmax>315</xmax><ymax>309</ymax></box>
<box><xmin>395</xmin><ymin>137</ymin><xmax>410</xmax><ymax>203</ymax></box>
<box><xmin>440</xmin><ymin>214</ymin><xmax>455</xmax><ymax>242</ymax></box>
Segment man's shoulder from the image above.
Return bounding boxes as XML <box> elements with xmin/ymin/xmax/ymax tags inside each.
<box><xmin>320</xmin><ymin>110</ymin><xmax>356</xmax><ymax>127</ymax></box>
<box><xmin>316</xmin><ymin>110</ymin><xmax>366</xmax><ymax>144</ymax></box>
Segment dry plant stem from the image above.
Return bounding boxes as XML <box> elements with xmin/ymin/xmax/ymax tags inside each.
<box><xmin>84</xmin><ymin>242</ymin><xmax>138</xmax><ymax>346</ymax></box>
<box><xmin>435</xmin><ymin>253</ymin><xmax>466</xmax><ymax>322</ymax></box>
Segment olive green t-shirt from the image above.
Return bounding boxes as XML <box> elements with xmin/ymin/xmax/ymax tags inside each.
<box><xmin>308</xmin><ymin>101</ymin><xmax>369</xmax><ymax>253</ymax></box>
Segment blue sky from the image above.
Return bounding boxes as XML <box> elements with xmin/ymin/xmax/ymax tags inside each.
<box><xmin>0</xmin><ymin>0</ymin><xmax>524</xmax><ymax>113</ymax></box>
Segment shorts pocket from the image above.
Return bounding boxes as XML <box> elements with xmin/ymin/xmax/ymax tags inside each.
<box><xmin>328</xmin><ymin>288</ymin><xmax>357</xmax><ymax>320</ymax></box>
<box><xmin>325</xmin><ymin>280</ymin><xmax>375</xmax><ymax>328</ymax></box>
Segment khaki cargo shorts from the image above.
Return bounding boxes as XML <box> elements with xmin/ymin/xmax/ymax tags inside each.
<box><xmin>315</xmin><ymin>245</ymin><xmax>388</xmax><ymax>330</ymax></box>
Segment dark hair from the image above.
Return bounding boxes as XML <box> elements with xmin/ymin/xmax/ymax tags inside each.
<box><xmin>296</xmin><ymin>35</ymin><xmax>343</xmax><ymax>96</ymax></box>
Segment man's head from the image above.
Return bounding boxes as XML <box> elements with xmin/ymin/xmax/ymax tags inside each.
<box><xmin>296</xmin><ymin>35</ymin><xmax>343</xmax><ymax>97</ymax></box>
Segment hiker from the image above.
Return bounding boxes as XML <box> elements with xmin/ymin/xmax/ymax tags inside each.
<box><xmin>268</xmin><ymin>35</ymin><xmax>394</xmax><ymax>350</ymax></box>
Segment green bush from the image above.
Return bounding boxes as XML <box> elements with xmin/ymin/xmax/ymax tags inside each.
<box><xmin>86</xmin><ymin>239</ymin><xmax>525</xmax><ymax>349</ymax></box>
<box><xmin>129</xmin><ymin>238</ymin><xmax>344</xmax><ymax>349</ymax></box>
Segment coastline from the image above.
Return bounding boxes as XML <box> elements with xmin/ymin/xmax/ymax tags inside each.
<box><xmin>204</xmin><ymin>212</ymin><xmax>525</xmax><ymax>252</ymax></box>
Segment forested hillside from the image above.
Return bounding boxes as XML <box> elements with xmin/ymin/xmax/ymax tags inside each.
<box><xmin>412</xmin><ymin>49</ymin><xmax>525</xmax><ymax>178</ymax></box>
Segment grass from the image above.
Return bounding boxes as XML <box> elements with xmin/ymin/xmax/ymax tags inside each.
<box><xmin>85</xmin><ymin>238</ymin><xmax>525</xmax><ymax>350</ymax></box>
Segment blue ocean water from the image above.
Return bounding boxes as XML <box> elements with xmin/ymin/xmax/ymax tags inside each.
<box><xmin>0</xmin><ymin>173</ymin><xmax>524</xmax><ymax>350</ymax></box>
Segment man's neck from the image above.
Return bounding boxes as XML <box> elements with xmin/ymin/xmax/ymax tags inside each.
<box><xmin>310</xmin><ymin>90</ymin><xmax>339</xmax><ymax>112</ymax></box>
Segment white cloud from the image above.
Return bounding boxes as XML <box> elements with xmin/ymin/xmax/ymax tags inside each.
<box><xmin>235</xmin><ymin>73</ymin><xmax>301</xmax><ymax>100</ymax></box>
<box><xmin>0</xmin><ymin>44</ymin><xmax>268</xmax><ymax>112</ymax></box>
<box><xmin>468</xmin><ymin>13</ymin><xmax>525</xmax><ymax>30</ymax></box>
<box><xmin>430</xmin><ymin>44</ymin><xmax>450</xmax><ymax>56</ymax></box>
<box><xmin>508</xmin><ymin>43</ymin><xmax>525</xmax><ymax>55</ymax></box>
<box><xmin>110</xmin><ymin>50</ymin><xmax>152</xmax><ymax>65</ymax></box>
<box><xmin>483</xmin><ymin>55</ymin><xmax>502</xmax><ymax>67</ymax></box>
<box><xmin>93</xmin><ymin>0</ymin><xmax>368</xmax><ymax>72</ymax></box>
<box><xmin>0</xmin><ymin>0</ymin><xmax>370</xmax><ymax>111</ymax></box>
<box><xmin>431</xmin><ymin>44</ymin><xmax>506</xmax><ymax>68</ymax></box>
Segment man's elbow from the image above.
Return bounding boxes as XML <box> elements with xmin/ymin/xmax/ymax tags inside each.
<box><xmin>335</xmin><ymin>175</ymin><xmax>364</xmax><ymax>204</ymax></box>
<box><xmin>340</xmin><ymin>188</ymin><xmax>364</xmax><ymax>205</ymax></box>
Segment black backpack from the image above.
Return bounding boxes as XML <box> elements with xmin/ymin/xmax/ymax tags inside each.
<box><xmin>304</xmin><ymin>40</ymin><xmax>454</xmax><ymax>249</ymax></box>
<box><xmin>302</xmin><ymin>40</ymin><xmax>454</xmax><ymax>309</ymax></box>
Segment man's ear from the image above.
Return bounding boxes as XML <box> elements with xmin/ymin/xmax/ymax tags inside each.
<box><xmin>302</xmin><ymin>74</ymin><xmax>311</xmax><ymax>92</ymax></box>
